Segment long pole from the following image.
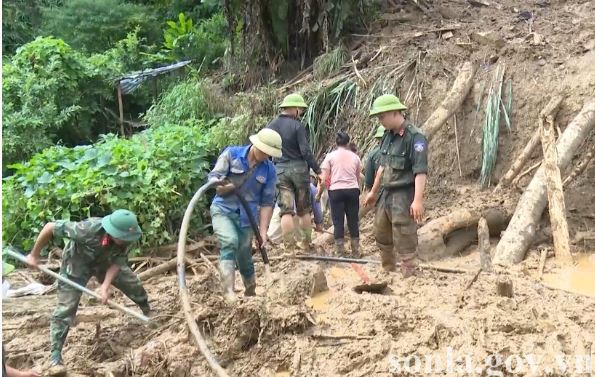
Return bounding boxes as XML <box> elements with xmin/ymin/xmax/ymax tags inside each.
<box><xmin>5</xmin><ymin>248</ymin><xmax>150</xmax><ymax>323</ymax></box>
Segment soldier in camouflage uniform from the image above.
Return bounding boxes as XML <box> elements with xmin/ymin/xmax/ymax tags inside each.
<box><xmin>25</xmin><ymin>209</ymin><xmax>149</xmax><ymax>372</ymax></box>
<box><xmin>364</xmin><ymin>95</ymin><xmax>428</xmax><ymax>277</ymax></box>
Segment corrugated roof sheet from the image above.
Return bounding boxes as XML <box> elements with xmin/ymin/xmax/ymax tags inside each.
<box><xmin>117</xmin><ymin>60</ymin><xmax>191</xmax><ymax>94</ymax></box>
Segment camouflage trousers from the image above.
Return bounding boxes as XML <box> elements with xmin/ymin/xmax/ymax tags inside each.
<box><xmin>374</xmin><ymin>187</ymin><xmax>418</xmax><ymax>271</ymax></box>
<box><xmin>50</xmin><ymin>263</ymin><xmax>149</xmax><ymax>358</ymax></box>
<box><xmin>275</xmin><ymin>161</ymin><xmax>312</xmax><ymax>217</ymax></box>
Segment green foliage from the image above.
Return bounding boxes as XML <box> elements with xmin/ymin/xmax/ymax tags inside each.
<box><xmin>158</xmin><ymin>12</ymin><xmax>227</xmax><ymax>67</ymax></box>
<box><xmin>3</xmin><ymin>125</ymin><xmax>211</xmax><ymax>251</ymax></box>
<box><xmin>313</xmin><ymin>46</ymin><xmax>347</xmax><ymax>79</ymax></box>
<box><xmin>2</xmin><ymin>0</ymin><xmax>44</xmax><ymax>55</ymax></box>
<box><xmin>224</xmin><ymin>0</ymin><xmax>374</xmax><ymax>70</ymax></box>
<box><xmin>41</xmin><ymin>0</ymin><xmax>160</xmax><ymax>53</ymax></box>
<box><xmin>144</xmin><ymin>79</ymin><xmax>220</xmax><ymax>128</ymax></box>
<box><xmin>2</xmin><ymin>37</ymin><xmax>91</xmax><ymax>168</ymax></box>
<box><xmin>2</xmin><ymin>33</ymin><xmax>162</xmax><ymax>170</ymax></box>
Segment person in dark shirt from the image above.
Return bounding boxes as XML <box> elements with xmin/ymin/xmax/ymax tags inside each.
<box><xmin>266</xmin><ymin>93</ymin><xmax>322</xmax><ymax>252</ymax></box>
<box><xmin>364</xmin><ymin>94</ymin><xmax>428</xmax><ymax>277</ymax></box>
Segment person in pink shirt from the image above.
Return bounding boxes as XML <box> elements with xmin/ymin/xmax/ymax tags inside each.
<box><xmin>320</xmin><ymin>131</ymin><xmax>362</xmax><ymax>256</ymax></box>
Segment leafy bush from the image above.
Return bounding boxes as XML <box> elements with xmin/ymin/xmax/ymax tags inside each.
<box><xmin>2</xmin><ymin>37</ymin><xmax>91</xmax><ymax>168</ymax></box>
<box><xmin>159</xmin><ymin>12</ymin><xmax>227</xmax><ymax>67</ymax></box>
<box><xmin>41</xmin><ymin>0</ymin><xmax>160</xmax><ymax>53</ymax></box>
<box><xmin>2</xmin><ymin>33</ymin><xmax>164</xmax><ymax>170</ymax></box>
<box><xmin>144</xmin><ymin>77</ymin><xmax>233</xmax><ymax>128</ymax></box>
<box><xmin>3</xmin><ymin>125</ymin><xmax>211</xmax><ymax>252</ymax></box>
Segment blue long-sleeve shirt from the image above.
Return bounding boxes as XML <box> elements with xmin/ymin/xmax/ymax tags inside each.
<box><xmin>209</xmin><ymin>145</ymin><xmax>277</xmax><ymax>229</ymax></box>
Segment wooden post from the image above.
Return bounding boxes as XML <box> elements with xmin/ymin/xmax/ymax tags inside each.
<box><xmin>496</xmin><ymin>96</ymin><xmax>562</xmax><ymax>190</ymax></box>
<box><xmin>496</xmin><ymin>278</ymin><xmax>513</xmax><ymax>297</ymax></box>
<box><xmin>492</xmin><ymin>100</ymin><xmax>595</xmax><ymax>266</ymax></box>
<box><xmin>478</xmin><ymin>217</ymin><xmax>492</xmax><ymax>272</ymax></box>
<box><xmin>540</xmin><ymin>113</ymin><xmax>573</xmax><ymax>265</ymax></box>
<box><xmin>117</xmin><ymin>83</ymin><xmax>125</xmax><ymax>137</ymax></box>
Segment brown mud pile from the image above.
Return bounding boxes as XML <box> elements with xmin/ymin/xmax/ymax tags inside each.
<box><xmin>3</xmin><ymin>0</ymin><xmax>595</xmax><ymax>376</ymax></box>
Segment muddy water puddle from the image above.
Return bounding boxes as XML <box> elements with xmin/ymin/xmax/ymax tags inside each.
<box><xmin>305</xmin><ymin>266</ymin><xmax>359</xmax><ymax>315</ymax></box>
<box><xmin>543</xmin><ymin>254</ymin><xmax>595</xmax><ymax>296</ymax></box>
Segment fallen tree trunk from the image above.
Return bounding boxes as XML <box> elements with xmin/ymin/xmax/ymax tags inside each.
<box><xmin>563</xmin><ymin>140</ymin><xmax>595</xmax><ymax>186</ymax></box>
<box><xmin>422</xmin><ymin>61</ymin><xmax>477</xmax><ymax>139</ymax></box>
<box><xmin>540</xmin><ymin>110</ymin><xmax>573</xmax><ymax>265</ymax></box>
<box><xmin>418</xmin><ymin>208</ymin><xmax>510</xmax><ymax>260</ymax></box>
<box><xmin>496</xmin><ymin>96</ymin><xmax>563</xmax><ymax>189</ymax></box>
<box><xmin>493</xmin><ymin>100</ymin><xmax>595</xmax><ymax>266</ymax></box>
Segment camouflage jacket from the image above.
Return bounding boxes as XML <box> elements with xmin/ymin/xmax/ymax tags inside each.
<box><xmin>54</xmin><ymin>218</ymin><xmax>129</xmax><ymax>277</ymax></box>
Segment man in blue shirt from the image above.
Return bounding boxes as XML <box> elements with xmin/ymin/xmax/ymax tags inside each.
<box><xmin>208</xmin><ymin>129</ymin><xmax>282</xmax><ymax>302</ymax></box>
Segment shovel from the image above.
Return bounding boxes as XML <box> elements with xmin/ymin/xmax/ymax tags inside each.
<box><xmin>5</xmin><ymin>247</ymin><xmax>150</xmax><ymax>323</ymax></box>
<box><xmin>349</xmin><ymin>262</ymin><xmax>387</xmax><ymax>294</ymax></box>
<box><xmin>232</xmin><ymin>187</ymin><xmax>271</xmax><ymax>279</ymax></box>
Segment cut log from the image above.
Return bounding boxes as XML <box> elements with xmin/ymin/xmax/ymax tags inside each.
<box><xmin>478</xmin><ymin>217</ymin><xmax>493</xmax><ymax>271</ymax></box>
<box><xmin>138</xmin><ymin>256</ymin><xmax>198</xmax><ymax>281</ymax></box>
<box><xmin>496</xmin><ymin>96</ymin><xmax>563</xmax><ymax>190</ymax></box>
<box><xmin>493</xmin><ymin>100</ymin><xmax>595</xmax><ymax>266</ymax></box>
<box><xmin>540</xmin><ymin>111</ymin><xmax>573</xmax><ymax>265</ymax></box>
<box><xmin>418</xmin><ymin>208</ymin><xmax>510</xmax><ymax>259</ymax></box>
<box><xmin>422</xmin><ymin>62</ymin><xmax>478</xmax><ymax>139</ymax></box>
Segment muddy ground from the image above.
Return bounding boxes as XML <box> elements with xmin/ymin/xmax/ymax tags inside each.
<box><xmin>3</xmin><ymin>0</ymin><xmax>595</xmax><ymax>376</ymax></box>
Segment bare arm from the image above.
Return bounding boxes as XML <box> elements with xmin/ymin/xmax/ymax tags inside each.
<box><xmin>414</xmin><ymin>174</ymin><xmax>426</xmax><ymax>203</ymax></box>
<box><xmin>26</xmin><ymin>223</ymin><xmax>55</xmax><ymax>267</ymax></box>
<box><xmin>410</xmin><ymin>173</ymin><xmax>427</xmax><ymax>223</ymax></box>
<box><xmin>259</xmin><ymin>206</ymin><xmax>274</xmax><ymax>245</ymax></box>
<box><xmin>99</xmin><ymin>263</ymin><xmax>120</xmax><ymax>304</ymax></box>
<box><xmin>103</xmin><ymin>264</ymin><xmax>120</xmax><ymax>286</ymax></box>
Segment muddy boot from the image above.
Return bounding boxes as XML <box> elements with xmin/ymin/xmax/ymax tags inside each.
<box><xmin>334</xmin><ymin>239</ymin><xmax>346</xmax><ymax>256</ymax></box>
<box><xmin>242</xmin><ymin>275</ymin><xmax>256</xmax><ymax>297</ymax></box>
<box><xmin>48</xmin><ymin>353</ymin><xmax>67</xmax><ymax>377</ymax></box>
<box><xmin>400</xmin><ymin>257</ymin><xmax>419</xmax><ymax>278</ymax></box>
<box><xmin>350</xmin><ymin>238</ymin><xmax>360</xmax><ymax>258</ymax></box>
<box><xmin>297</xmin><ymin>227</ymin><xmax>314</xmax><ymax>253</ymax></box>
<box><xmin>219</xmin><ymin>260</ymin><xmax>237</xmax><ymax>303</ymax></box>
<box><xmin>281</xmin><ymin>232</ymin><xmax>297</xmax><ymax>255</ymax></box>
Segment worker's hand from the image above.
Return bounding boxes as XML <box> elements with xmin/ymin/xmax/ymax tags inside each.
<box><xmin>17</xmin><ymin>370</ymin><xmax>41</xmax><ymax>377</ymax></box>
<box><xmin>363</xmin><ymin>191</ymin><xmax>377</xmax><ymax>207</ymax></box>
<box><xmin>260</xmin><ymin>232</ymin><xmax>268</xmax><ymax>249</ymax></box>
<box><xmin>314</xmin><ymin>223</ymin><xmax>323</xmax><ymax>233</ymax></box>
<box><xmin>99</xmin><ymin>284</ymin><xmax>111</xmax><ymax>304</ymax></box>
<box><xmin>215</xmin><ymin>180</ymin><xmax>235</xmax><ymax>196</ymax></box>
<box><xmin>25</xmin><ymin>253</ymin><xmax>39</xmax><ymax>269</ymax></box>
<box><xmin>410</xmin><ymin>199</ymin><xmax>424</xmax><ymax>224</ymax></box>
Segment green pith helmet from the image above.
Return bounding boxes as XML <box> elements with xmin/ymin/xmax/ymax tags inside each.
<box><xmin>369</xmin><ymin>94</ymin><xmax>407</xmax><ymax>116</ymax></box>
<box><xmin>280</xmin><ymin>93</ymin><xmax>308</xmax><ymax>109</ymax></box>
<box><xmin>101</xmin><ymin>209</ymin><xmax>142</xmax><ymax>242</ymax></box>
<box><xmin>249</xmin><ymin>128</ymin><xmax>283</xmax><ymax>158</ymax></box>
<box><xmin>374</xmin><ymin>125</ymin><xmax>385</xmax><ymax>138</ymax></box>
